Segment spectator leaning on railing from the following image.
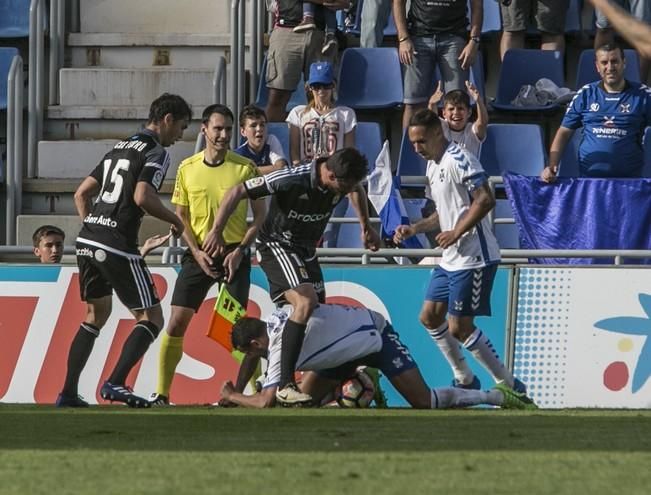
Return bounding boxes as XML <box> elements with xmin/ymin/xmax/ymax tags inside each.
<box><xmin>541</xmin><ymin>43</ymin><xmax>651</xmax><ymax>182</ymax></box>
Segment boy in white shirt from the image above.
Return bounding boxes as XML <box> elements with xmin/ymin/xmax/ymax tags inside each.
<box><xmin>428</xmin><ymin>80</ymin><xmax>488</xmax><ymax>158</ymax></box>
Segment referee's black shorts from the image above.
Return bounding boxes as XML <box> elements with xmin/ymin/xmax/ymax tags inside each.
<box><xmin>170</xmin><ymin>243</ymin><xmax>251</xmax><ymax>311</ymax></box>
<box><xmin>76</xmin><ymin>240</ymin><xmax>159</xmax><ymax>310</ymax></box>
<box><xmin>256</xmin><ymin>240</ymin><xmax>325</xmax><ymax>305</ymax></box>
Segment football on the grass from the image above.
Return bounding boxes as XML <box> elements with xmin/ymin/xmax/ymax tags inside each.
<box><xmin>337</xmin><ymin>368</ymin><xmax>375</xmax><ymax>408</ymax></box>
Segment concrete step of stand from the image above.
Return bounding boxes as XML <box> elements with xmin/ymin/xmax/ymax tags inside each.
<box><xmin>37</xmin><ymin>139</ymin><xmax>196</xmax><ymax>178</ymax></box>
<box><xmin>59</xmin><ymin>68</ymin><xmax>215</xmax><ymax>107</ymax></box>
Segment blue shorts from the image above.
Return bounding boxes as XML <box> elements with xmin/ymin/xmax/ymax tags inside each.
<box><xmin>318</xmin><ymin>324</ymin><xmax>417</xmax><ymax>380</ymax></box>
<box><xmin>425</xmin><ymin>264</ymin><xmax>497</xmax><ymax>316</ymax></box>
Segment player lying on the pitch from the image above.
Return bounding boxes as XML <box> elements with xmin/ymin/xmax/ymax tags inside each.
<box><xmin>220</xmin><ymin>303</ymin><xmax>537</xmax><ymax>410</ymax></box>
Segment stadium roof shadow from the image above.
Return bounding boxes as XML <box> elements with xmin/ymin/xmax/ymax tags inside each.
<box><xmin>1</xmin><ymin>407</ymin><xmax>650</xmax><ymax>453</ymax></box>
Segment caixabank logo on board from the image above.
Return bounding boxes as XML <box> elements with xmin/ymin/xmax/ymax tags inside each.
<box><xmin>594</xmin><ymin>293</ymin><xmax>651</xmax><ymax>394</ymax></box>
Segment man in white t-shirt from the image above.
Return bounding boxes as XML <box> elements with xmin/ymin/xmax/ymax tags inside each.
<box><xmin>394</xmin><ymin>109</ymin><xmax>528</xmax><ymax>396</ymax></box>
<box><xmin>220</xmin><ymin>303</ymin><xmax>536</xmax><ymax>409</ymax></box>
<box><xmin>286</xmin><ymin>61</ymin><xmax>357</xmax><ymax>165</ymax></box>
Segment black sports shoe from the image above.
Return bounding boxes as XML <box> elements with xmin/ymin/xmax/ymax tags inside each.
<box><xmin>55</xmin><ymin>393</ymin><xmax>89</xmax><ymax>408</ymax></box>
<box><xmin>100</xmin><ymin>381</ymin><xmax>150</xmax><ymax>408</ymax></box>
<box><xmin>148</xmin><ymin>393</ymin><xmax>170</xmax><ymax>407</ymax></box>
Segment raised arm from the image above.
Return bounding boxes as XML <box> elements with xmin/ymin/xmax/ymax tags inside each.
<box><xmin>588</xmin><ymin>0</ymin><xmax>651</xmax><ymax>59</ymax></box>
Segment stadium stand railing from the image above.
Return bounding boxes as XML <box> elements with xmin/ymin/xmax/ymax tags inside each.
<box><xmin>1</xmin><ymin>47</ymin><xmax>24</xmax><ymax>244</ymax></box>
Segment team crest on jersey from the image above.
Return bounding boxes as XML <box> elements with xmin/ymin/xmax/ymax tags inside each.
<box><xmin>619</xmin><ymin>103</ymin><xmax>631</xmax><ymax>113</ymax></box>
<box><xmin>299</xmin><ymin>267</ymin><xmax>309</xmax><ymax>279</ymax></box>
<box><xmin>95</xmin><ymin>249</ymin><xmax>107</xmax><ymax>263</ymax></box>
<box><xmin>603</xmin><ymin>115</ymin><xmax>616</xmax><ymax>127</ymax></box>
<box><xmin>247</xmin><ymin>176</ymin><xmax>265</xmax><ymax>188</ymax></box>
<box><xmin>590</xmin><ymin>103</ymin><xmax>600</xmax><ymax>112</ymax></box>
<box><xmin>438</xmin><ymin>168</ymin><xmax>445</xmax><ymax>182</ymax></box>
<box><xmin>332</xmin><ymin>195</ymin><xmax>341</xmax><ymax>204</ymax></box>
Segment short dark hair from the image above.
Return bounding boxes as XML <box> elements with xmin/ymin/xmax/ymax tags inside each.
<box><xmin>147</xmin><ymin>93</ymin><xmax>193</xmax><ymax>124</ymax></box>
<box><xmin>595</xmin><ymin>43</ymin><xmax>625</xmax><ymax>59</ymax></box>
<box><xmin>443</xmin><ymin>89</ymin><xmax>471</xmax><ymax>109</ymax></box>
<box><xmin>409</xmin><ymin>108</ymin><xmax>442</xmax><ymax>131</ymax></box>
<box><xmin>202</xmin><ymin>103</ymin><xmax>234</xmax><ymax>124</ymax></box>
<box><xmin>239</xmin><ymin>105</ymin><xmax>267</xmax><ymax>128</ymax></box>
<box><xmin>231</xmin><ymin>317</ymin><xmax>266</xmax><ymax>350</ymax></box>
<box><xmin>324</xmin><ymin>148</ymin><xmax>368</xmax><ymax>183</ymax></box>
<box><xmin>32</xmin><ymin>225</ymin><xmax>65</xmax><ymax>247</ymax></box>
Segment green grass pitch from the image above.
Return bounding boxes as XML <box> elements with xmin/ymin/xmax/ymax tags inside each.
<box><xmin>1</xmin><ymin>406</ymin><xmax>650</xmax><ymax>495</ymax></box>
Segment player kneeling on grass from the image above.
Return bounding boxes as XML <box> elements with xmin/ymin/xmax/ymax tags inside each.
<box><xmin>220</xmin><ymin>304</ymin><xmax>536</xmax><ymax>410</ymax></box>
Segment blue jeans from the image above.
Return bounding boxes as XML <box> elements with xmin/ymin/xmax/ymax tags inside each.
<box><xmin>403</xmin><ymin>33</ymin><xmax>468</xmax><ymax>104</ymax></box>
<box><xmin>360</xmin><ymin>0</ymin><xmax>392</xmax><ymax>48</ymax></box>
<box><xmin>303</xmin><ymin>3</ymin><xmax>337</xmax><ymax>33</ymax></box>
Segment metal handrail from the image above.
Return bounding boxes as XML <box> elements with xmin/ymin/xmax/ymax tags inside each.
<box><xmin>230</xmin><ymin>0</ymin><xmax>246</xmax><ymax>149</ymax></box>
<box><xmin>213</xmin><ymin>55</ymin><xmax>227</xmax><ymax>105</ymax></box>
<box><xmin>27</xmin><ymin>0</ymin><xmax>46</xmax><ymax>178</ymax></box>
<box><xmin>5</xmin><ymin>54</ymin><xmax>24</xmax><ymax>245</ymax></box>
<box><xmin>6</xmin><ymin>246</ymin><xmax>648</xmax><ymax>267</ymax></box>
<box><xmin>48</xmin><ymin>0</ymin><xmax>65</xmax><ymax>106</ymax></box>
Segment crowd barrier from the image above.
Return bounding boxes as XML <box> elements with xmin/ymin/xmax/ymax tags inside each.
<box><xmin>1</xmin><ymin>264</ymin><xmax>649</xmax><ymax>407</ymax></box>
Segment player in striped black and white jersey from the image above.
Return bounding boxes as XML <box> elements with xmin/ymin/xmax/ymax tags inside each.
<box><xmin>57</xmin><ymin>94</ymin><xmax>192</xmax><ymax>408</ymax></box>
<box><xmin>205</xmin><ymin>148</ymin><xmax>381</xmax><ymax>406</ymax></box>
<box><xmin>220</xmin><ymin>303</ymin><xmax>535</xmax><ymax>410</ymax></box>
<box><xmin>394</xmin><ymin>109</ymin><xmax>529</xmax><ymax>398</ymax></box>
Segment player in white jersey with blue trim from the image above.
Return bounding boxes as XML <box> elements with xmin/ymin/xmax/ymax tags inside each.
<box><xmin>220</xmin><ymin>304</ymin><xmax>535</xmax><ymax>409</ymax></box>
<box><xmin>394</xmin><ymin>109</ymin><xmax>528</xmax><ymax>396</ymax></box>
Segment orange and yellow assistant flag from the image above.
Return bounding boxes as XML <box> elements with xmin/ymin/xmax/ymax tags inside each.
<box><xmin>206</xmin><ymin>284</ymin><xmax>246</xmax><ymax>352</ymax></box>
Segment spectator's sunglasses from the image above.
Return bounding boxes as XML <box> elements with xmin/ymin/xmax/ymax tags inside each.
<box><xmin>310</xmin><ymin>83</ymin><xmax>334</xmax><ymax>91</ymax></box>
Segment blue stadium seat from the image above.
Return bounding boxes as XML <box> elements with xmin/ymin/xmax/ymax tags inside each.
<box><xmin>384</xmin><ymin>13</ymin><xmax>397</xmax><ymax>37</ymax></box>
<box><xmin>355</xmin><ymin>122</ymin><xmax>383</xmax><ymax>172</ymax></box>
<box><xmin>0</xmin><ymin>0</ymin><xmax>30</xmax><ymax>38</ymax></box>
<box><xmin>337</xmin><ymin>48</ymin><xmax>403</xmax><ymax>110</ymax></box>
<box><xmin>396</xmin><ymin>127</ymin><xmax>426</xmax><ymax>189</ymax></box>
<box><xmin>335</xmin><ymin>200</ymin><xmax>364</xmax><ymax>248</ymax></box>
<box><xmin>255</xmin><ymin>55</ymin><xmax>307</xmax><ymax>115</ymax></box>
<box><xmin>481</xmin><ymin>0</ymin><xmax>502</xmax><ymax>35</ymax></box>
<box><xmin>266</xmin><ymin>122</ymin><xmax>290</xmax><ymax>160</ymax></box>
<box><xmin>0</xmin><ymin>47</ymin><xmax>19</xmax><ymax>110</ymax></box>
<box><xmin>493</xmin><ymin>49</ymin><xmax>565</xmax><ymax>112</ymax></box>
<box><xmin>575</xmin><ymin>49</ymin><xmax>640</xmax><ymax>89</ymax></box>
<box><xmin>643</xmin><ymin>127</ymin><xmax>651</xmax><ymax>178</ymax></box>
<box><xmin>494</xmin><ymin>200</ymin><xmax>520</xmax><ymax>248</ymax></box>
<box><xmin>558</xmin><ymin>128</ymin><xmax>582</xmax><ymax>177</ymax></box>
<box><xmin>479</xmin><ymin>124</ymin><xmax>546</xmax><ymax>176</ymax></box>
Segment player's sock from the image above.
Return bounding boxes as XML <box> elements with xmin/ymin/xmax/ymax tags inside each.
<box><xmin>279</xmin><ymin>320</ymin><xmax>307</xmax><ymax>388</ymax></box>
<box><xmin>61</xmin><ymin>322</ymin><xmax>99</xmax><ymax>396</ymax></box>
<box><xmin>463</xmin><ymin>327</ymin><xmax>514</xmax><ymax>387</ymax></box>
<box><xmin>108</xmin><ymin>320</ymin><xmax>160</xmax><ymax>385</ymax></box>
<box><xmin>427</xmin><ymin>322</ymin><xmax>474</xmax><ymax>384</ymax></box>
<box><xmin>157</xmin><ymin>333</ymin><xmax>184</xmax><ymax>397</ymax></box>
<box><xmin>430</xmin><ymin>387</ymin><xmax>499</xmax><ymax>408</ymax></box>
